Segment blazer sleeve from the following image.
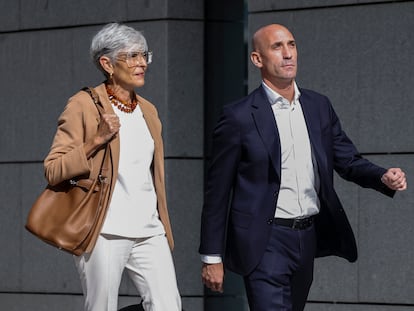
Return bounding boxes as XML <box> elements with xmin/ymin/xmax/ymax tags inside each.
<box><xmin>44</xmin><ymin>93</ymin><xmax>97</xmax><ymax>186</ymax></box>
<box><xmin>199</xmin><ymin>105</ymin><xmax>241</xmax><ymax>255</ymax></box>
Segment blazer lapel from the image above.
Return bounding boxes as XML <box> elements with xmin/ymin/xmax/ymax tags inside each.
<box><xmin>137</xmin><ymin>99</ymin><xmax>158</xmax><ymax>141</ymax></box>
<box><xmin>250</xmin><ymin>87</ymin><xmax>281</xmax><ymax>182</ymax></box>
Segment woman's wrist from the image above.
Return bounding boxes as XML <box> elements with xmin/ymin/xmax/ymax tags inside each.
<box><xmin>84</xmin><ymin>136</ymin><xmax>105</xmax><ymax>159</ymax></box>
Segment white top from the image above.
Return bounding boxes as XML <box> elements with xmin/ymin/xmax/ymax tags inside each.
<box><xmin>263</xmin><ymin>81</ymin><xmax>320</xmax><ymax>219</ymax></box>
<box><xmin>101</xmin><ymin>104</ymin><xmax>165</xmax><ymax>238</ymax></box>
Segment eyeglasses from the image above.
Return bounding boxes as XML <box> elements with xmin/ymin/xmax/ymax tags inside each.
<box><xmin>116</xmin><ymin>51</ymin><xmax>153</xmax><ymax>67</ymax></box>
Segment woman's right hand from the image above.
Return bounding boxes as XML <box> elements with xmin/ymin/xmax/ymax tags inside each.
<box><xmin>96</xmin><ymin>113</ymin><xmax>120</xmax><ymax>144</ymax></box>
<box><xmin>84</xmin><ymin>113</ymin><xmax>120</xmax><ymax>158</ymax></box>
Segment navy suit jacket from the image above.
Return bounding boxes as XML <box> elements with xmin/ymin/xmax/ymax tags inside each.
<box><xmin>199</xmin><ymin>85</ymin><xmax>395</xmax><ymax>276</ymax></box>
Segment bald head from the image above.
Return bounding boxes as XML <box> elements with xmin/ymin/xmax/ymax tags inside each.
<box><xmin>252</xmin><ymin>24</ymin><xmax>294</xmax><ymax>52</ymax></box>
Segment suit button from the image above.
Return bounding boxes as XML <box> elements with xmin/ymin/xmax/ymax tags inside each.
<box><xmin>267</xmin><ymin>219</ymin><xmax>273</xmax><ymax>225</ymax></box>
<box><xmin>273</xmin><ymin>191</ymin><xmax>278</xmax><ymax>197</ymax></box>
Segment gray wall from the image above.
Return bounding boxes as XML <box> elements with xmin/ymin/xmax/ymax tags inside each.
<box><xmin>1</xmin><ymin>0</ymin><xmax>414</xmax><ymax>311</ymax></box>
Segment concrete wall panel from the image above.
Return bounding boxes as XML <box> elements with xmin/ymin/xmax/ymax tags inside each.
<box><xmin>0</xmin><ymin>165</ymin><xmax>22</xmax><ymax>291</ymax></box>
<box><xmin>0</xmin><ymin>0</ymin><xmax>19</xmax><ymax>31</ymax></box>
<box><xmin>0</xmin><ymin>29</ymin><xmax>80</xmax><ymax>162</ymax></box>
<box><xmin>20</xmin><ymin>1</ymin><xmax>124</xmax><ymax>29</ymax></box>
<box><xmin>165</xmin><ymin>159</ymin><xmax>204</xmax><ymax>295</ymax></box>
<box><xmin>13</xmin><ymin>0</ymin><xmax>202</xmax><ymax>31</ymax></box>
<box><xmin>0</xmin><ymin>293</ymin><xmax>84</xmax><ymax>311</ymax></box>
<box><xmin>250</xmin><ymin>0</ymin><xmax>393</xmax><ymax>12</ymax></box>
<box><xmin>358</xmin><ymin>155</ymin><xmax>414</xmax><ymax>303</ymax></box>
<box><xmin>306</xmin><ymin>302</ymin><xmax>414</xmax><ymax>311</ymax></box>
<box><xmin>164</xmin><ymin>22</ymin><xmax>204</xmax><ymax>158</ymax></box>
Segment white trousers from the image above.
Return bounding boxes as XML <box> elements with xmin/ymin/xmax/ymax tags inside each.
<box><xmin>74</xmin><ymin>234</ymin><xmax>182</xmax><ymax>311</ymax></box>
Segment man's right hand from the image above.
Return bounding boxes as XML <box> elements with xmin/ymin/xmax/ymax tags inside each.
<box><xmin>201</xmin><ymin>262</ymin><xmax>224</xmax><ymax>293</ymax></box>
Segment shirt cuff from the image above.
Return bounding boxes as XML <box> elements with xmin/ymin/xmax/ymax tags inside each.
<box><xmin>200</xmin><ymin>254</ymin><xmax>222</xmax><ymax>264</ymax></box>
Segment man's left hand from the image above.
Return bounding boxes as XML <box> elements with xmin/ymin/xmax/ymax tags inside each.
<box><xmin>381</xmin><ymin>168</ymin><xmax>407</xmax><ymax>191</ymax></box>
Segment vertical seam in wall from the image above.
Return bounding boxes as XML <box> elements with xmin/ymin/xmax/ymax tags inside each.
<box><xmin>357</xmin><ymin>186</ymin><xmax>361</xmax><ymax>301</ymax></box>
<box><xmin>18</xmin><ymin>164</ymin><xmax>23</xmax><ymax>290</ymax></box>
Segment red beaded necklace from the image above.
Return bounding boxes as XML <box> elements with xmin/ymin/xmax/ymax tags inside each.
<box><xmin>105</xmin><ymin>84</ymin><xmax>138</xmax><ymax>113</ymax></box>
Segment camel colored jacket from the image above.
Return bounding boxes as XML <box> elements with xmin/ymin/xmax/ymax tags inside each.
<box><xmin>44</xmin><ymin>83</ymin><xmax>174</xmax><ymax>252</ymax></box>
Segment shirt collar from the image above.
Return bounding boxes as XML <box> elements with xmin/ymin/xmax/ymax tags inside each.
<box><xmin>262</xmin><ymin>80</ymin><xmax>301</xmax><ymax>107</ymax></box>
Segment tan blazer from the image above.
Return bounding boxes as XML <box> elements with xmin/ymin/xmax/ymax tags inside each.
<box><xmin>44</xmin><ymin>83</ymin><xmax>174</xmax><ymax>252</ymax></box>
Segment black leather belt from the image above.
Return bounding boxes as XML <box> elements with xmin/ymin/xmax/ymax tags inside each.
<box><xmin>273</xmin><ymin>216</ymin><xmax>314</xmax><ymax>230</ymax></box>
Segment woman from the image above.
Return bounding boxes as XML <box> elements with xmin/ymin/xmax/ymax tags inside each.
<box><xmin>44</xmin><ymin>23</ymin><xmax>181</xmax><ymax>311</ymax></box>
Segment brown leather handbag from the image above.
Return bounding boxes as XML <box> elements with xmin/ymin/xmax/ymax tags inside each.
<box><xmin>25</xmin><ymin>87</ymin><xmax>111</xmax><ymax>256</ymax></box>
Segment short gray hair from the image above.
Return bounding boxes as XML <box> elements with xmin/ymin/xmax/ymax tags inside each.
<box><xmin>90</xmin><ymin>23</ymin><xmax>148</xmax><ymax>76</ymax></box>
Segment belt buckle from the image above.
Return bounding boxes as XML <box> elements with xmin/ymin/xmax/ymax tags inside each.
<box><xmin>292</xmin><ymin>218</ymin><xmax>301</xmax><ymax>229</ymax></box>
<box><xmin>292</xmin><ymin>217</ymin><xmax>311</xmax><ymax>230</ymax></box>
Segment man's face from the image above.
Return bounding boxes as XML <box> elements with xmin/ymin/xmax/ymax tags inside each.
<box><xmin>252</xmin><ymin>25</ymin><xmax>298</xmax><ymax>84</ymax></box>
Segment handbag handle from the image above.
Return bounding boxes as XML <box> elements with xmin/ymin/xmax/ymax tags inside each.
<box><xmin>82</xmin><ymin>86</ymin><xmax>105</xmax><ymax>116</ymax></box>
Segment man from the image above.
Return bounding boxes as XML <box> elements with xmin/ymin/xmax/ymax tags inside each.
<box><xmin>199</xmin><ymin>24</ymin><xmax>407</xmax><ymax>311</ymax></box>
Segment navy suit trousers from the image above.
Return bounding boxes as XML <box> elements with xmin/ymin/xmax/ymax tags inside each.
<box><xmin>243</xmin><ymin>223</ymin><xmax>316</xmax><ymax>311</ymax></box>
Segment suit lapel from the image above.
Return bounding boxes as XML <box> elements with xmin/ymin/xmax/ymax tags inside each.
<box><xmin>299</xmin><ymin>90</ymin><xmax>328</xmax><ymax>176</ymax></box>
<box><xmin>250</xmin><ymin>87</ymin><xmax>281</xmax><ymax>181</ymax></box>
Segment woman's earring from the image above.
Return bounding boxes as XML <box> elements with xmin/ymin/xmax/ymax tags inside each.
<box><xmin>109</xmin><ymin>72</ymin><xmax>113</xmax><ymax>80</ymax></box>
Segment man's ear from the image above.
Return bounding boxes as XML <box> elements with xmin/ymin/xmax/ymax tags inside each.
<box><xmin>250</xmin><ymin>51</ymin><xmax>262</xmax><ymax>68</ymax></box>
<box><xmin>99</xmin><ymin>56</ymin><xmax>113</xmax><ymax>75</ymax></box>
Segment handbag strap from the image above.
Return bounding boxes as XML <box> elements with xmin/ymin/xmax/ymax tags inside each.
<box><xmin>81</xmin><ymin>86</ymin><xmax>105</xmax><ymax>116</ymax></box>
<box><xmin>81</xmin><ymin>86</ymin><xmax>111</xmax><ymax>179</ymax></box>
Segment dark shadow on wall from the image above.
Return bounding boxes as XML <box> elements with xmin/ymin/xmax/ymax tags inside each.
<box><xmin>204</xmin><ymin>0</ymin><xmax>248</xmax><ymax>310</ymax></box>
